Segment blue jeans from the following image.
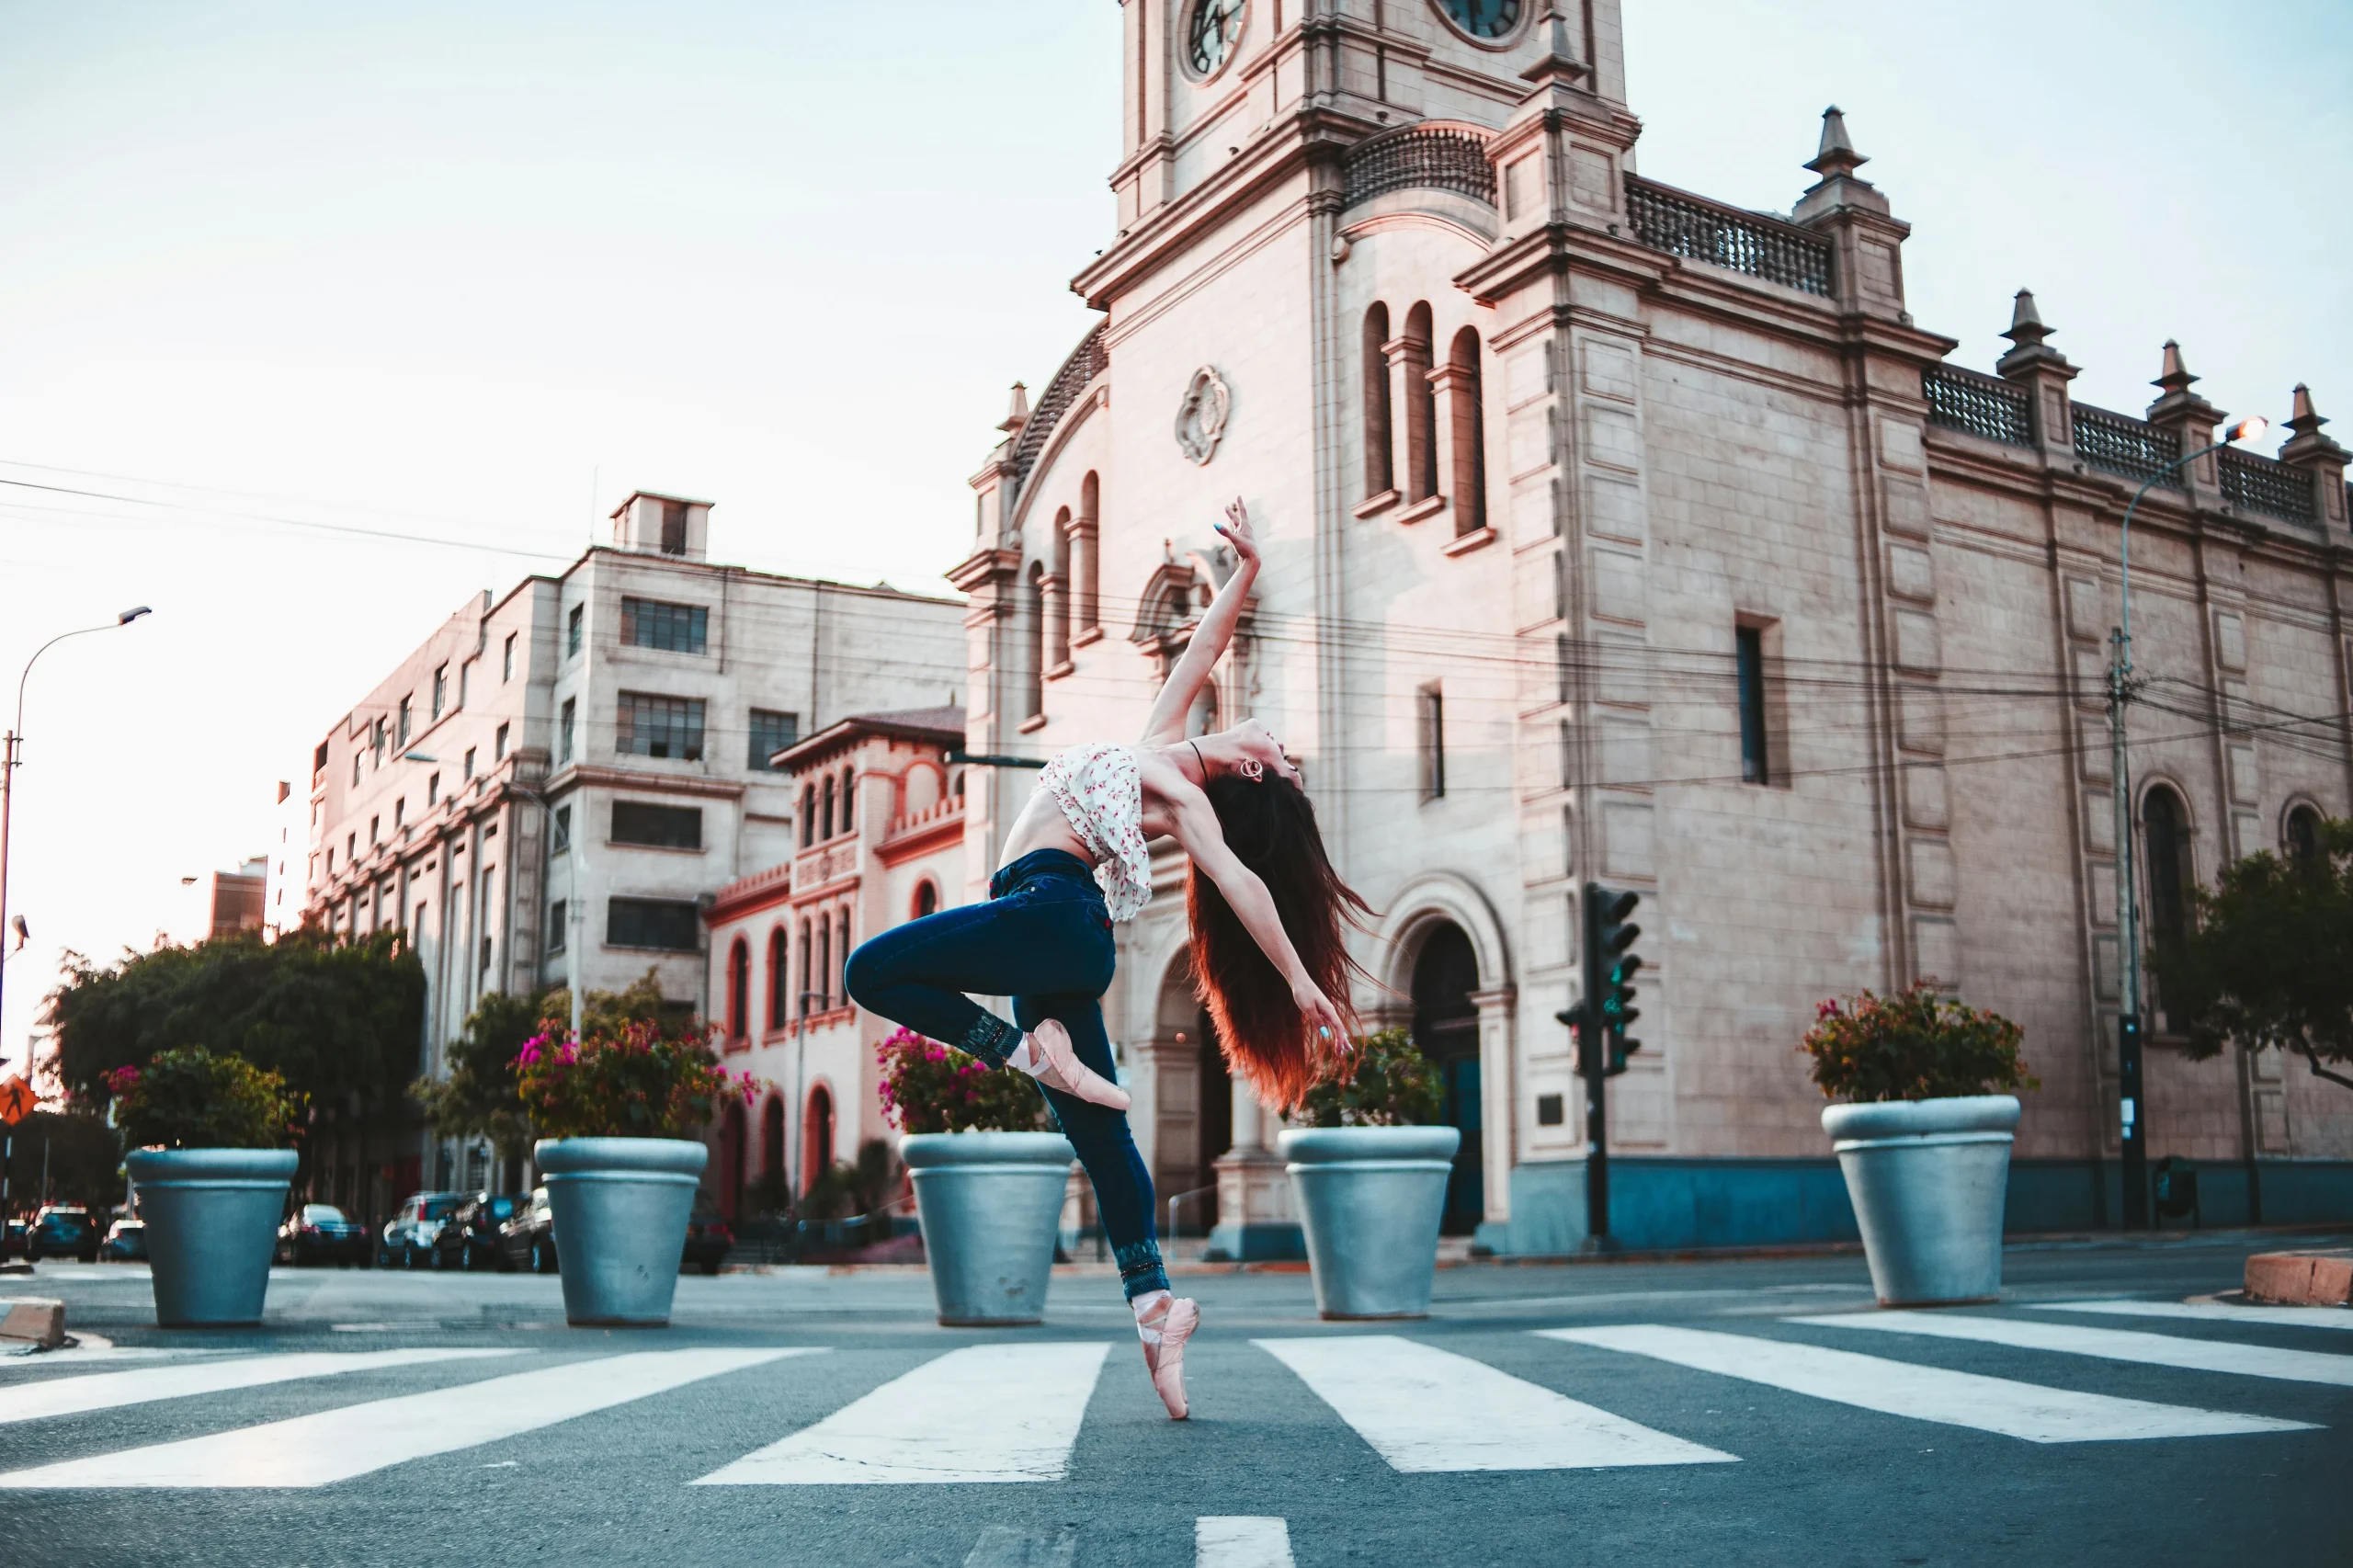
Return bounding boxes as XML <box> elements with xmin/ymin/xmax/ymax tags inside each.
<box><xmin>845</xmin><ymin>849</ymin><xmax>1167</xmax><ymax>1300</ymax></box>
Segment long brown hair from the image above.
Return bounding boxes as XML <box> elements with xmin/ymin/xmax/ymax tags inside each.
<box><xmin>1187</xmin><ymin>774</ymin><xmax>1373</xmax><ymax>1109</ymax></box>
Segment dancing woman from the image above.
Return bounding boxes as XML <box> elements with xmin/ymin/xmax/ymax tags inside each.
<box><xmin>846</xmin><ymin>497</ymin><xmax>1369</xmax><ymax>1421</ymax></box>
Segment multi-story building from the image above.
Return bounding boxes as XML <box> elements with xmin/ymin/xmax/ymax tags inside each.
<box><xmin>950</xmin><ymin>1</ymin><xmax>2353</xmax><ymax>1253</ymax></box>
<box><xmin>168</xmin><ymin>857</ymin><xmax>267</xmax><ymax>946</ymax></box>
<box><xmin>700</xmin><ymin>706</ymin><xmax>968</xmax><ymax>1222</ymax></box>
<box><xmin>298</xmin><ymin>492</ymin><xmax>964</xmax><ymax>1210</ymax></box>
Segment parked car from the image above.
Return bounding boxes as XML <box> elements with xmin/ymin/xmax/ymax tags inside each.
<box><xmin>682</xmin><ymin>1190</ymin><xmax>733</xmax><ymax>1276</ymax></box>
<box><xmin>429</xmin><ymin>1193</ymin><xmax>523</xmax><ymax>1272</ymax></box>
<box><xmin>495</xmin><ymin>1187</ymin><xmax>558</xmax><ymax>1275</ymax></box>
<box><xmin>278</xmin><ymin>1203</ymin><xmax>369</xmax><ymax>1267</ymax></box>
<box><xmin>378</xmin><ymin>1191</ymin><xmax>466</xmax><ymax>1269</ymax></box>
<box><xmin>4</xmin><ymin>1217</ymin><xmax>27</xmax><ymax>1259</ymax></box>
<box><xmin>26</xmin><ymin>1205</ymin><xmax>99</xmax><ymax>1264</ymax></box>
<box><xmin>99</xmin><ymin>1218</ymin><xmax>148</xmax><ymax>1262</ymax></box>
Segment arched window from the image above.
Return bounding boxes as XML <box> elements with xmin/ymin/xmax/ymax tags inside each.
<box><xmin>760</xmin><ymin>1094</ymin><xmax>786</xmax><ymax>1199</ymax></box>
<box><xmin>796</xmin><ymin>919</ymin><xmax>813</xmax><ymax>1016</ymax></box>
<box><xmin>815</xmin><ymin>919</ymin><xmax>833</xmax><ymax>1011</ymax></box>
<box><xmin>2143</xmin><ymin>784</ymin><xmax>2194</xmax><ymax>949</ymax></box>
<box><xmin>800</xmin><ymin>785</ymin><xmax>815</xmax><ymax>848</ymax></box>
<box><xmin>835</xmin><ymin>908</ymin><xmax>851</xmax><ymax>1005</ymax></box>
<box><xmin>914</xmin><ymin>881</ymin><xmax>939</xmax><ymax>919</ymax></box>
<box><xmin>820</xmin><ymin>775</ymin><xmax>835</xmax><ymax>841</ymax></box>
<box><xmin>766</xmin><ymin>926</ymin><xmax>787</xmax><ymax>1029</ymax></box>
<box><xmin>726</xmin><ymin>937</ymin><xmax>749</xmax><ymax>1043</ymax></box>
<box><xmin>2286</xmin><ymin>803</ymin><xmax>2324</xmax><ymax>863</ymax></box>
<box><xmin>1024</xmin><ymin>562</ymin><xmax>1047</xmax><ymax>721</ymax></box>
<box><xmin>1401</xmin><ymin>301</ymin><xmax>1438</xmax><ymax>504</ymax></box>
<box><xmin>1074</xmin><ymin>472</ymin><xmax>1101</xmax><ymax>636</ymax></box>
<box><xmin>1445</xmin><ymin>326</ymin><xmax>1487</xmax><ymax>537</ymax></box>
<box><xmin>801</xmin><ymin>1085</ymin><xmax>835</xmax><ymax>1192</ymax></box>
<box><xmin>1361</xmin><ymin>302</ymin><xmax>1393</xmax><ymax>499</ymax></box>
<box><xmin>952</xmin><ymin>769</ymin><xmax>967</xmax><ymax>801</ymax></box>
<box><xmin>838</xmin><ymin>767</ymin><xmax>855</xmax><ymax>833</ymax></box>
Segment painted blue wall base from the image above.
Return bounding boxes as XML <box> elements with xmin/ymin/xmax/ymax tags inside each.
<box><xmin>1499</xmin><ymin>1155</ymin><xmax>2353</xmax><ymax>1255</ymax></box>
<box><xmin>1203</xmin><ymin>1221</ymin><xmax>1306</xmax><ymax>1262</ymax></box>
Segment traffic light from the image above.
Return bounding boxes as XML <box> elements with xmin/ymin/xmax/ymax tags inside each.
<box><xmin>1585</xmin><ymin>882</ymin><xmax>1643</xmax><ymax>1077</ymax></box>
<box><xmin>1554</xmin><ymin>1000</ymin><xmax>1598</xmax><ymax>1077</ymax></box>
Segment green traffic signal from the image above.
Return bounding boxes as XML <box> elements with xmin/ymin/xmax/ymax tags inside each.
<box><xmin>1586</xmin><ymin>882</ymin><xmax>1644</xmax><ymax>1076</ymax></box>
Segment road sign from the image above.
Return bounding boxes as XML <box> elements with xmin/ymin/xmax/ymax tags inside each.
<box><xmin>0</xmin><ymin>1074</ymin><xmax>33</xmax><ymax>1126</ymax></box>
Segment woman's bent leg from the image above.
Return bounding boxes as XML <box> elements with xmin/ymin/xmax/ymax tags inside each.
<box><xmin>1015</xmin><ymin>993</ymin><xmax>1167</xmax><ymax>1300</ymax></box>
<box><xmin>846</xmin><ymin>901</ymin><xmax>1074</xmax><ymax>1067</ymax></box>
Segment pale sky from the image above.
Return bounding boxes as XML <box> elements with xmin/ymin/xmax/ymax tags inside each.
<box><xmin>2</xmin><ymin>1</ymin><xmax>2345</xmax><ymax>1065</ymax></box>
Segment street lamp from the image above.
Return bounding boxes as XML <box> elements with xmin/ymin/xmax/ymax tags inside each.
<box><xmin>2109</xmin><ymin>415</ymin><xmax>2267</xmax><ymax>1228</ymax></box>
<box><xmin>0</xmin><ymin>607</ymin><xmax>153</xmax><ymax>1040</ymax></box>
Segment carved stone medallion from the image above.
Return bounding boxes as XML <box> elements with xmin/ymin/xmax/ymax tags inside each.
<box><xmin>1174</xmin><ymin>366</ymin><xmax>1231</xmax><ymax>466</ymax></box>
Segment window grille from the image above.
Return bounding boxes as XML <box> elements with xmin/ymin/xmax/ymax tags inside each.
<box><xmin>608</xmin><ymin>897</ymin><xmax>701</xmax><ymax>952</ymax></box>
<box><xmin>620</xmin><ymin>597</ymin><xmax>709</xmax><ymax>654</ymax></box>
<box><xmin>617</xmin><ymin>692</ymin><xmax>705</xmax><ymax>760</ymax></box>
<box><xmin>2071</xmin><ymin>403</ymin><xmax>2182</xmax><ymax>487</ymax></box>
<box><xmin>1922</xmin><ymin>365</ymin><xmax>2032</xmax><ymax>447</ymax></box>
<box><xmin>1343</xmin><ymin>127</ymin><xmax>1496</xmax><ymax>210</ymax></box>
<box><xmin>1623</xmin><ymin>176</ymin><xmax>1834</xmax><ymax>297</ymax></box>
<box><xmin>747</xmin><ymin>709</ymin><xmax>799</xmax><ymax>770</ymax></box>
<box><xmin>2221</xmin><ymin>449</ymin><xmax>2315</xmax><ymax>525</ymax></box>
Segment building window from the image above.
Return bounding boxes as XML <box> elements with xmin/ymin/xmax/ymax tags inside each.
<box><xmin>820</xmin><ymin>775</ymin><xmax>835</xmax><ymax>839</ymax></box>
<box><xmin>347</xmin><ymin>832</ymin><xmax>356</xmax><ymax>862</ymax></box>
<box><xmin>608</xmin><ymin>897</ymin><xmax>701</xmax><ymax>951</ymax></box>
<box><xmin>426</xmin><ymin>773</ymin><xmax>440</xmax><ymax>806</ymax></box>
<box><xmin>552</xmin><ymin>804</ymin><xmax>572</xmax><ymax>854</ymax></box>
<box><xmin>1736</xmin><ymin>625</ymin><xmax>1770</xmax><ymax>785</ymax></box>
<box><xmin>2286</xmin><ymin>804</ymin><xmax>2324</xmax><ymax>863</ymax></box>
<box><xmin>617</xmin><ymin>692</ymin><xmax>705</xmax><ymax>761</ymax></box>
<box><xmin>611</xmin><ymin>801</ymin><xmax>702</xmax><ymax>849</ymax></box>
<box><xmin>767</xmin><ymin>927</ymin><xmax>788</xmax><ymax>1029</ymax></box>
<box><xmin>1074</xmin><ymin>471</ymin><xmax>1101</xmax><ymax>636</ymax></box>
<box><xmin>800</xmin><ymin>784</ymin><xmax>816</xmax><ymax>848</ymax></box>
<box><xmin>548</xmin><ymin>900</ymin><xmax>567</xmax><ymax>952</ymax></box>
<box><xmin>1047</xmin><ymin>507</ymin><xmax>1073</xmax><ymax>672</ymax></box>
<box><xmin>463</xmin><ymin>746</ymin><xmax>477</xmax><ymax>780</ymax></box>
<box><xmin>369</xmin><ymin>815</ymin><xmax>380</xmax><ymax>846</ymax></box>
<box><xmin>620</xmin><ymin>597</ymin><xmax>710</xmax><ymax>654</ymax></box>
<box><xmin>372</xmin><ymin>717</ymin><xmax>386</xmax><ymax>764</ymax></box>
<box><xmin>459</xmin><ymin>661</ymin><xmax>470</xmax><ymax>709</ymax></box>
<box><xmin>727</xmin><ymin>938</ymin><xmax>750</xmax><ymax>1041</ymax></box>
<box><xmin>567</xmin><ymin>604</ymin><xmax>583</xmax><ymax>657</ymax></box>
<box><xmin>503</xmin><ymin>632</ymin><xmax>516</xmax><ymax>682</ymax></box>
<box><xmin>1362</xmin><ymin>302</ymin><xmax>1393</xmax><ymax>499</ymax></box>
<box><xmin>835</xmin><ymin>909</ymin><xmax>850</xmax><ymax>1003</ymax></box>
<box><xmin>1444</xmin><ymin>327</ymin><xmax>1487</xmax><ymax>538</ymax></box>
<box><xmin>2143</xmin><ymin>785</ymin><xmax>2194</xmax><ymax>949</ymax></box>
<box><xmin>660</xmin><ymin>499</ymin><xmax>689</xmax><ymax>555</ymax></box>
<box><xmin>1024</xmin><ymin>562</ymin><xmax>1046</xmax><ymax>721</ymax></box>
<box><xmin>796</xmin><ymin>920</ymin><xmax>813</xmax><ymax>1015</ymax></box>
<box><xmin>1417</xmin><ymin>683</ymin><xmax>1445</xmax><ymax>801</ymax></box>
<box><xmin>914</xmin><ymin>881</ymin><xmax>938</xmax><ymax>919</ymax></box>
<box><xmin>396</xmin><ymin>699</ymin><xmax>412</xmax><ymax>746</ymax></box>
<box><xmin>494</xmin><ymin>722</ymin><xmax>509</xmax><ymax>761</ymax></box>
<box><xmin>326</xmin><ymin>847</ymin><xmax>335</xmax><ymax>875</ymax></box>
<box><xmin>432</xmin><ymin>665</ymin><xmax>448</xmax><ymax>720</ymax></box>
<box><xmin>1401</xmin><ymin>301</ymin><xmax>1438</xmax><ymax>504</ymax></box>
<box><xmin>748</xmin><ymin>709</ymin><xmax>799</xmax><ymax>770</ymax></box>
<box><xmin>838</xmin><ymin>767</ymin><xmax>855</xmax><ymax>833</ymax></box>
<box><xmin>815</xmin><ymin>919</ymin><xmax>832</xmax><ymax>1009</ymax></box>
<box><xmin>352</xmin><ymin>753</ymin><xmax>362</xmax><ymax>788</ymax></box>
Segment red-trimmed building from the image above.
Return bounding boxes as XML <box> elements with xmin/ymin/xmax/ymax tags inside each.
<box><xmin>701</xmin><ymin>707</ymin><xmax>968</xmax><ymax>1221</ymax></box>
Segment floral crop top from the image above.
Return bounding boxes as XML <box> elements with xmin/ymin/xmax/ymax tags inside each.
<box><xmin>1036</xmin><ymin>742</ymin><xmax>1154</xmax><ymax>922</ymax></box>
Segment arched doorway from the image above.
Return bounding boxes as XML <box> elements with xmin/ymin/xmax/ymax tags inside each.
<box><xmin>760</xmin><ymin>1094</ymin><xmax>786</xmax><ymax>1210</ymax></box>
<box><xmin>1412</xmin><ymin>922</ymin><xmax>1483</xmax><ymax>1234</ymax></box>
<box><xmin>801</xmin><ymin>1085</ymin><xmax>835</xmax><ymax>1193</ymax></box>
<box><xmin>1192</xmin><ymin>1006</ymin><xmax>1232</xmax><ymax>1233</ymax></box>
<box><xmin>719</xmin><ymin>1099</ymin><xmax>747</xmax><ymax>1224</ymax></box>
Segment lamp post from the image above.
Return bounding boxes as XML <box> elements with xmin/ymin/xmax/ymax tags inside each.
<box><xmin>0</xmin><ymin>608</ymin><xmax>153</xmax><ymax>1043</ymax></box>
<box><xmin>2108</xmin><ymin>416</ymin><xmax>2266</xmax><ymax>1227</ymax></box>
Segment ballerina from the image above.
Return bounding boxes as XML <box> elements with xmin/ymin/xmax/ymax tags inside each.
<box><xmin>847</xmin><ymin>496</ymin><xmax>1369</xmax><ymax>1420</ymax></box>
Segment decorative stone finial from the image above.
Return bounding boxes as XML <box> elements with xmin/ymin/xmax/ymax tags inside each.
<box><xmin>1519</xmin><ymin>3</ymin><xmax>1590</xmax><ymax>85</ymax></box>
<box><xmin>998</xmin><ymin>382</ymin><xmax>1030</xmax><ymax>434</ymax></box>
<box><xmin>1995</xmin><ymin>288</ymin><xmax>2072</xmax><ymax>381</ymax></box>
<box><xmin>2004</xmin><ymin>289</ymin><xmax>2050</xmax><ymax>348</ymax></box>
<box><xmin>2286</xmin><ymin>382</ymin><xmax>2325</xmax><ymax>437</ymax></box>
<box><xmin>1805</xmin><ymin>106</ymin><xmax>1869</xmax><ymax>178</ymax></box>
<box><xmin>2154</xmin><ymin>339</ymin><xmax>2199</xmax><ymax>396</ymax></box>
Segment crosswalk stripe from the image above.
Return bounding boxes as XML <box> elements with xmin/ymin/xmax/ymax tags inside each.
<box><xmin>691</xmin><ymin>1343</ymin><xmax>1110</xmax><ymax>1485</ymax></box>
<box><xmin>1197</xmin><ymin>1516</ymin><xmax>1294</xmax><ymax>1568</ymax></box>
<box><xmin>1790</xmin><ymin>1311</ymin><xmax>2353</xmax><ymax>1388</ymax></box>
<box><xmin>1543</xmin><ymin>1325</ymin><xmax>2314</xmax><ymax>1443</ymax></box>
<box><xmin>1256</xmin><ymin>1335</ymin><xmax>1736</xmax><ymax>1473</ymax></box>
<box><xmin>0</xmin><ymin>1348</ymin><xmax>805</xmax><ymax>1488</ymax></box>
<box><xmin>2040</xmin><ymin>1299</ymin><xmax>2353</xmax><ymax>1333</ymax></box>
<box><xmin>961</xmin><ymin>1524</ymin><xmax>1076</xmax><ymax>1567</ymax></box>
<box><xmin>0</xmin><ymin>1349</ymin><xmax>519</xmax><ymax>1426</ymax></box>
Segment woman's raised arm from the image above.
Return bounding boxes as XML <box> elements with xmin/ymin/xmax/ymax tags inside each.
<box><xmin>1140</xmin><ymin>497</ymin><xmax>1261</xmax><ymax>744</ymax></box>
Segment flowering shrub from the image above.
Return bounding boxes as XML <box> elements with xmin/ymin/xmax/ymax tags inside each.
<box><xmin>515</xmin><ymin>1019</ymin><xmax>756</xmax><ymax>1140</ymax></box>
<box><xmin>105</xmin><ymin>1047</ymin><xmax>305</xmax><ymax>1150</ymax></box>
<box><xmin>1801</xmin><ymin>983</ymin><xmax>2038</xmax><ymax>1103</ymax></box>
<box><xmin>1297</xmin><ymin>1028</ymin><xmax>1441</xmax><ymax>1128</ymax></box>
<box><xmin>875</xmin><ymin>1027</ymin><xmax>1047</xmax><ymax>1135</ymax></box>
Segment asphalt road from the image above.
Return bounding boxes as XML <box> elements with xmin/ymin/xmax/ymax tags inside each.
<box><xmin>1</xmin><ymin>1233</ymin><xmax>2347</xmax><ymax>1567</ymax></box>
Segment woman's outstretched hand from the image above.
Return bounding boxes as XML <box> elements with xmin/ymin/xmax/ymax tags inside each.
<box><xmin>1214</xmin><ymin>496</ymin><xmax>1260</xmax><ymax>567</ymax></box>
<box><xmin>1292</xmin><ymin>979</ymin><xmax>1348</xmax><ymax>1058</ymax></box>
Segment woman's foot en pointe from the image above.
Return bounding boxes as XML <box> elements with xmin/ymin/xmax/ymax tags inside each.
<box><xmin>1137</xmin><ymin>1295</ymin><xmax>1199</xmax><ymax>1420</ymax></box>
<box><xmin>1017</xmin><ymin>1018</ymin><xmax>1131</xmax><ymax>1110</ymax></box>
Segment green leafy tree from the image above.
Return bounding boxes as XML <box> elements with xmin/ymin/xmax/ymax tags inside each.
<box><xmin>1801</xmin><ymin>983</ymin><xmax>2036</xmax><ymax>1103</ymax></box>
<box><xmin>105</xmin><ymin>1048</ymin><xmax>305</xmax><ymax>1150</ymax></box>
<box><xmin>3</xmin><ymin>1109</ymin><xmax>125</xmax><ymax>1215</ymax></box>
<box><xmin>48</xmin><ymin>929</ymin><xmax>426</xmax><ymax>1108</ymax></box>
<box><xmin>1297</xmin><ymin>1028</ymin><xmax>1442</xmax><ymax>1128</ymax></box>
<box><xmin>2149</xmin><ymin>816</ymin><xmax>2353</xmax><ymax>1093</ymax></box>
<box><xmin>874</xmin><ymin>1027</ymin><xmax>1048</xmax><ymax>1134</ymax></box>
<box><xmin>412</xmin><ymin>990</ymin><xmax>546</xmax><ymax>1163</ymax></box>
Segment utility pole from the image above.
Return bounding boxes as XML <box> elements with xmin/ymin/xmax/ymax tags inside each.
<box><xmin>2109</xmin><ymin>628</ymin><xmax>2148</xmax><ymax>1227</ymax></box>
<box><xmin>1560</xmin><ymin>882</ymin><xmax>1643</xmax><ymax>1254</ymax></box>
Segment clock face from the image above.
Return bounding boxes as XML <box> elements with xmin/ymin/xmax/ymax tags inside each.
<box><xmin>1438</xmin><ymin>0</ymin><xmax>1522</xmax><ymax>40</ymax></box>
<box><xmin>1187</xmin><ymin>0</ymin><xmax>1245</xmax><ymax>77</ymax></box>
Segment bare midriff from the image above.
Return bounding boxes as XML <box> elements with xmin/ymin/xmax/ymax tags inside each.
<box><xmin>997</xmin><ymin>782</ymin><xmax>1095</xmax><ymax>871</ymax></box>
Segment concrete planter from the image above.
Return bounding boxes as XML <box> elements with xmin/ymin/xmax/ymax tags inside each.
<box><xmin>1279</xmin><ymin>1126</ymin><xmax>1461</xmax><ymax>1320</ymax></box>
<box><xmin>536</xmin><ymin>1137</ymin><xmax>706</xmax><ymax>1326</ymax></box>
<box><xmin>125</xmin><ymin>1147</ymin><xmax>297</xmax><ymax>1327</ymax></box>
<box><xmin>902</xmin><ymin>1131</ymin><xmax>1076</xmax><ymax>1326</ymax></box>
<box><xmin>1824</xmin><ymin>1095</ymin><xmax>2020</xmax><ymax>1306</ymax></box>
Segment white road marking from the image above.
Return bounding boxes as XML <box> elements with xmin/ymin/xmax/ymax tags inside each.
<box><xmin>0</xmin><ymin>1349</ymin><xmax>517</xmax><ymax>1426</ymax></box>
<box><xmin>961</xmin><ymin>1525</ymin><xmax>1076</xmax><ymax>1567</ymax></box>
<box><xmin>1197</xmin><ymin>1516</ymin><xmax>1295</xmax><ymax>1568</ymax></box>
<box><xmin>693</xmin><ymin>1343</ymin><xmax>1110</xmax><ymax>1485</ymax></box>
<box><xmin>0</xmin><ymin>1348</ymin><xmax>803</xmax><ymax>1488</ymax></box>
<box><xmin>2040</xmin><ymin>1299</ymin><xmax>2353</xmax><ymax>1332</ymax></box>
<box><xmin>1545</xmin><ymin>1324</ymin><xmax>2313</xmax><ymax>1443</ymax></box>
<box><xmin>1791</xmin><ymin>1311</ymin><xmax>2353</xmax><ymax>1388</ymax></box>
<box><xmin>1256</xmin><ymin>1335</ymin><xmax>1735</xmax><ymax>1473</ymax></box>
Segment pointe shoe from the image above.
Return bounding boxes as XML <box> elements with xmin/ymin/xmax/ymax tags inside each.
<box><xmin>1140</xmin><ymin>1297</ymin><xmax>1199</xmax><ymax>1421</ymax></box>
<box><xmin>1026</xmin><ymin>1018</ymin><xmax>1131</xmax><ymax>1110</ymax></box>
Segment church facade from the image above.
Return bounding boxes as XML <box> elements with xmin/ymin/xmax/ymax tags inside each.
<box><xmin>951</xmin><ymin>0</ymin><xmax>2353</xmax><ymax>1251</ymax></box>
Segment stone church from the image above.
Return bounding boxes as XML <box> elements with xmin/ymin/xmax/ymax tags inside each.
<box><xmin>949</xmin><ymin>0</ymin><xmax>2353</xmax><ymax>1252</ymax></box>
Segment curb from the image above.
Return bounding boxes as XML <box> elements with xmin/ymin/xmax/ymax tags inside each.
<box><xmin>2245</xmin><ymin>1249</ymin><xmax>2353</xmax><ymax>1307</ymax></box>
